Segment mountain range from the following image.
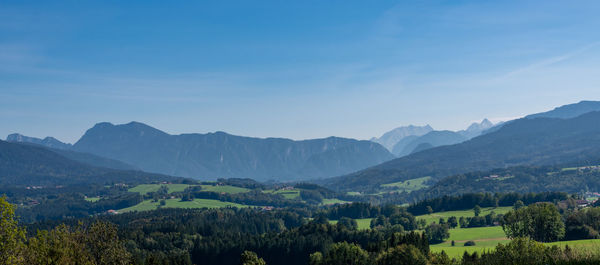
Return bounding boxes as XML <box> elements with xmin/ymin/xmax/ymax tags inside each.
<box><xmin>7</xmin><ymin>122</ymin><xmax>394</xmax><ymax>181</ymax></box>
<box><xmin>5</xmin><ymin>100</ymin><xmax>600</xmax><ymax>191</ymax></box>
<box><xmin>7</xmin><ymin>133</ymin><xmax>72</xmax><ymax>150</ymax></box>
<box><xmin>376</xmin><ymin>119</ymin><xmax>494</xmax><ymax>157</ymax></box>
<box><xmin>0</xmin><ymin>140</ymin><xmax>174</xmax><ymax>186</ymax></box>
<box><xmin>323</xmin><ymin>105</ymin><xmax>600</xmax><ymax>192</ymax></box>
<box><xmin>370</xmin><ymin>125</ymin><xmax>433</xmax><ymax>151</ymax></box>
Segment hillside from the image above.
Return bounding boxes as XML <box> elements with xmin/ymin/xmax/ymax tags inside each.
<box><xmin>322</xmin><ymin>111</ymin><xmax>600</xmax><ymax>192</ymax></box>
<box><xmin>417</xmin><ymin>163</ymin><xmax>600</xmax><ymax>198</ymax></box>
<box><xmin>0</xmin><ymin>140</ymin><xmax>175</xmax><ymax>186</ymax></box>
<box><xmin>71</xmin><ymin>122</ymin><xmax>394</xmax><ymax>181</ymax></box>
<box><xmin>482</xmin><ymin>100</ymin><xmax>600</xmax><ymax>134</ymax></box>
<box><xmin>526</xmin><ymin>100</ymin><xmax>600</xmax><ymax>119</ymax></box>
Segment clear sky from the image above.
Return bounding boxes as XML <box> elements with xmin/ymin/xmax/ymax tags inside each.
<box><xmin>2</xmin><ymin>0</ymin><xmax>600</xmax><ymax>143</ymax></box>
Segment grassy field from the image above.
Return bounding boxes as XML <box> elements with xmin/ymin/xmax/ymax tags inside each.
<box><xmin>321</xmin><ymin>198</ymin><xmax>350</xmax><ymax>205</ymax></box>
<box><xmin>416</xmin><ymin>206</ymin><xmax>513</xmax><ymax>224</ymax></box>
<box><xmin>199</xmin><ymin>185</ymin><xmax>250</xmax><ymax>194</ymax></box>
<box><xmin>419</xmin><ymin>207</ymin><xmax>512</xmax><ymax>258</ymax></box>
<box><xmin>329</xmin><ymin>218</ymin><xmax>372</xmax><ymax>230</ymax></box>
<box><xmin>128</xmin><ymin>184</ymin><xmax>192</xmax><ymax>194</ymax></box>
<box><xmin>430</xmin><ymin>226</ymin><xmax>509</xmax><ymax>258</ymax></box>
<box><xmin>432</xmin><ymin>227</ymin><xmax>600</xmax><ymax>259</ymax></box>
<box><xmin>380</xmin><ymin>176</ymin><xmax>431</xmax><ymax>193</ymax></box>
<box><xmin>546</xmin><ymin>239</ymin><xmax>600</xmax><ymax>252</ymax></box>
<box><xmin>263</xmin><ymin>188</ymin><xmax>301</xmax><ymax>199</ymax></box>
<box><xmin>84</xmin><ymin>197</ymin><xmax>100</xmax><ymax>202</ymax></box>
<box><xmin>128</xmin><ymin>184</ymin><xmax>250</xmax><ymax>195</ymax></box>
<box><xmin>119</xmin><ymin>198</ymin><xmax>248</xmax><ymax>212</ymax></box>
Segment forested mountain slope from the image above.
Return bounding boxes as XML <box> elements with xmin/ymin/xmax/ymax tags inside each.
<box><xmin>71</xmin><ymin>122</ymin><xmax>394</xmax><ymax>181</ymax></box>
<box><xmin>323</xmin><ymin>111</ymin><xmax>600</xmax><ymax>191</ymax></box>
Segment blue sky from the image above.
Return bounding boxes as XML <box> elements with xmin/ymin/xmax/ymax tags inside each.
<box><xmin>1</xmin><ymin>0</ymin><xmax>600</xmax><ymax>143</ymax></box>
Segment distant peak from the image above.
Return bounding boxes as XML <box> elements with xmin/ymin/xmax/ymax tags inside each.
<box><xmin>92</xmin><ymin>122</ymin><xmax>115</xmax><ymax>128</ymax></box>
<box><xmin>5</xmin><ymin>133</ymin><xmax>71</xmax><ymax>149</ymax></box>
<box><xmin>6</xmin><ymin>133</ymin><xmax>24</xmax><ymax>141</ymax></box>
<box><xmin>125</xmin><ymin>121</ymin><xmax>146</xmax><ymax>126</ymax></box>
<box><xmin>83</xmin><ymin>121</ymin><xmax>169</xmax><ymax>139</ymax></box>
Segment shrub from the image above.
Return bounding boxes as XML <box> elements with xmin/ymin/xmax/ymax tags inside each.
<box><xmin>464</xmin><ymin>241</ymin><xmax>476</xmax><ymax>246</ymax></box>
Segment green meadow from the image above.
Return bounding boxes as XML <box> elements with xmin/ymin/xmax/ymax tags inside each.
<box><xmin>416</xmin><ymin>206</ymin><xmax>513</xmax><ymax>224</ymax></box>
<box><xmin>119</xmin><ymin>198</ymin><xmax>248</xmax><ymax>212</ymax></box>
<box><xmin>199</xmin><ymin>184</ymin><xmax>250</xmax><ymax>194</ymax></box>
<box><xmin>128</xmin><ymin>184</ymin><xmax>192</xmax><ymax>194</ymax></box>
<box><xmin>84</xmin><ymin>197</ymin><xmax>101</xmax><ymax>202</ymax></box>
<box><xmin>263</xmin><ymin>188</ymin><xmax>301</xmax><ymax>199</ymax></box>
<box><xmin>321</xmin><ymin>198</ymin><xmax>350</xmax><ymax>205</ymax></box>
<box><xmin>128</xmin><ymin>183</ymin><xmax>250</xmax><ymax>195</ymax></box>
<box><xmin>329</xmin><ymin>218</ymin><xmax>372</xmax><ymax>230</ymax></box>
<box><xmin>430</xmin><ymin>226</ymin><xmax>509</xmax><ymax>258</ymax></box>
<box><xmin>379</xmin><ymin>176</ymin><xmax>432</xmax><ymax>194</ymax></box>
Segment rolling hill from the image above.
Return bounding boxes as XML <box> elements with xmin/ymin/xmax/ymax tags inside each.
<box><xmin>0</xmin><ymin>140</ymin><xmax>175</xmax><ymax>186</ymax></box>
<box><xmin>418</xmin><ymin>163</ymin><xmax>600</xmax><ymax>198</ymax></box>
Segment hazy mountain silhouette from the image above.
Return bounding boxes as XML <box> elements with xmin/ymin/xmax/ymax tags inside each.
<box><xmin>0</xmin><ymin>140</ymin><xmax>175</xmax><ymax>186</ymax></box>
<box><xmin>71</xmin><ymin>122</ymin><xmax>394</xmax><ymax>181</ymax></box>
<box><xmin>7</xmin><ymin>133</ymin><xmax>72</xmax><ymax>150</ymax></box>
<box><xmin>371</xmin><ymin>125</ymin><xmax>433</xmax><ymax>151</ymax></box>
<box><xmin>392</xmin><ymin>130</ymin><xmax>468</xmax><ymax>157</ymax></box>
<box><xmin>323</xmin><ymin>111</ymin><xmax>600</xmax><ymax>191</ymax></box>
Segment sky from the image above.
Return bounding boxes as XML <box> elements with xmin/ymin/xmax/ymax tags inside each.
<box><xmin>1</xmin><ymin>0</ymin><xmax>600</xmax><ymax>143</ymax></box>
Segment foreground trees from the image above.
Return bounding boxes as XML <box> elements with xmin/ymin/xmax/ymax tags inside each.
<box><xmin>502</xmin><ymin>203</ymin><xmax>565</xmax><ymax>242</ymax></box>
<box><xmin>425</xmin><ymin>223</ymin><xmax>450</xmax><ymax>244</ymax></box>
<box><xmin>309</xmin><ymin>242</ymin><xmax>370</xmax><ymax>265</ymax></box>
<box><xmin>0</xmin><ymin>196</ymin><xmax>131</xmax><ymax>265</ymax></box>
<box><xmin>376</xmin><ymin>244</ymin><xmax>428</xmax><ymax>265</ymax></box>
<box><xmin>0</xmin><ymin>196</ymin><xmax>26</xmax><ymax>264</ymax></box>
<box><xmin>240</xmin><ymin>251</ymin><xmax>266</xmax><ymax>265</ymax></box>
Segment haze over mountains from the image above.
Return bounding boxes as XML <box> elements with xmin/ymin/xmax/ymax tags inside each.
<box><xmin>7</xmin><ymin>133</ymin><xmax>72</xmax><ymax>150</ymax></box>
<box><xmin>324</xmin><ymin>101</ymin><xmax>600</xmax><ymax>192</ymax></box>
<box><xmin>374</xmin><ymin>119</ymin><xmax>495</xmax><ymax>157</ymax></box>
<box><xmin>371</xmin><ymin>125</ymin><xmax>433</xmax><ymax>151</ymax></box>
<box><xmin>0</xmin><ymin>140</ymin><xmax>173</xmax><ymax>186</ymax></box>
<box><xmin>7</xmin><ymin>122</ymin><xmax>394</xmax><ymax>181</ymax></box>
<box><xmin>4</xmin><ymin>100</ymin><xmax>600</xmax><ymax>191</ymax></box>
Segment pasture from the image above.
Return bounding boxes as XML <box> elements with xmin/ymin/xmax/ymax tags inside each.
<box><xmin>199</xmin><ymin>184</ymin><xmax>250</xmax><ymax>194</ymax></box>
<box><xmin>321</xmin><ymin>198</ymin><xmax>350</xmax><ymax>205</ymax></box>
<box><xmin>416</xmin><ymin>206</ymin><xmax>512</xmax><ymax>224</ymax></box>
<box><xmin>128</xmin><ymin>184</ymin><xmax>192</xmax><ymax>194</ymax></box>
<box><xmin>379</xmin><ymin>176</ymin><xmax>432</xmax><ymax>193</ymax></box>
<box><xmin>329</xmin><ymin>218</ymin><xmax>372</xmax><ymax>230</ymax></box>
<box><xmin>263</xmin><ymin>188</ymin><xmax>301</xmax><ymax>199</ymax></box>
<box><xmin>119</xmin><ymin>198</ymin><xmax>248</xmax><ymax>212</ymax></box>
<box><xmin>84</xmin><ymin>197</ymin><xmax>101</xmax><ymax>202</ymax></box>
<box><xmin>128</xmin><ymin>183</ymin><xmax>250</xmax><ymax>195</ymax></box>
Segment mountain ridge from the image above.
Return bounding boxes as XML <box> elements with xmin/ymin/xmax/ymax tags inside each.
<box><xmin>0</xmin><ymin>140</ymin><xmax>176</xmax><ymax>186</ymax></box>
<box><xmin>322</xmin><ymin>111</ymin><xmax>600</xmax><ymax>192</ymax></box>
<box><xmin>70</xmin><ymin>122</ymin><xmax>394</xmax><ymax>181</ymax></box>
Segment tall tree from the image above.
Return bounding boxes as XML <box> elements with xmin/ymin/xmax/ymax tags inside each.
<box><xmin>313</xmin><ymin>242</ymin><xmax>370</xmax><ymax>265</ymax></box>
<box><xmin>0</xmin><ymin>196</ymin><xmax>25</xmax><ymax>264</ymax></box>
<box><xmin>502</xmin><ymin>203</ymin><xmax>565</xmax><ymax>242</ymax></box>
<box><xmin>240</xmin><ymin>251</ymin><xmax>266</xmax><ymax>265</ymax></box>
<box><xmin>473</xmin><ymin>205</ymin><xmax>481</xmax><ymax>217</ymax></box>
<box><xmin>375</xmin><ymin>244</ymin><xmax>428</xmax><ymax>265</ymax></box>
